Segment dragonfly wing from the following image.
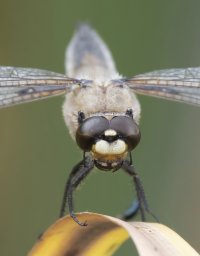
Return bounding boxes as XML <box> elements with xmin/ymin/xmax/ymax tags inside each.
<box><xmin>125</xmin><ymin>67</ymin><xmax>200</xmax><ymax>106</ymax></box>
<box><xmin>0</xmin><ymin>66</ymin><xmax>82</xmax><ymax>108</ymax></box>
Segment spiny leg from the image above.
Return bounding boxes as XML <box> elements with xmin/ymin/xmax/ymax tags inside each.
<box><xmin>59</xmin><ymin>155</ymin><xmax>94</xmax><ymax>226</ymax></box>
<box><xmin>122</xmin><ymin>160</ymin><xmax>145</xmax><ymax>220</ymax></box>
<box><xmin>122</xmin><ymin>159</ymin><xmax>158</xmax><ymax>221</ymax></box>
<box><xmin>119</xmin><ymin>153</ymin><xmax>139</xmax><ymax>220</ymax></box>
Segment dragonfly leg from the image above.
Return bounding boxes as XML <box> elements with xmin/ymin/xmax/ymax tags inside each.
<box><xmin>121</xmin><ymin>160</ymin><xmax>158</xmax><ymax>222</ymax></box>
<box><xmin>59</xmin><ymin>155</ymin><xmax>94</xmax><ymax>226</ymax></box>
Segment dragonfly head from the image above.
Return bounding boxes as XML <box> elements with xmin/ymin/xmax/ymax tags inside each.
<box><xmin>76</xmin><ymin>114</ymin><xmax>141</xmax><ymax>170</ymax></box>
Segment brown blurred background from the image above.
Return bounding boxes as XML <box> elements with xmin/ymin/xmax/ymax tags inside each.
<box><xmin>0</xmin><ymin>0</ymin><xmax>200</xmax><ymax>255</ymax></box>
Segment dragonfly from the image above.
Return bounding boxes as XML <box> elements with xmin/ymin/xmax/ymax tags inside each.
<box><xmin>0</xmin><ymin>24</ymin><xmax>200</xmax><ymax>226</ymax></box>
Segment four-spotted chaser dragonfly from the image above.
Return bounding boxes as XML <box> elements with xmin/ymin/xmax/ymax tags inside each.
<box><xmin>0</xmin><ymin>24</ymin><xmax>200</xmax><ymax>226</ymax></box>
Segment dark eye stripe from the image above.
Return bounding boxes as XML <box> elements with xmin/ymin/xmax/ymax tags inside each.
<box><xmin>110</xmin><ymin>116</ymin><xmax>138</xmax><ymax>136</ymax></box>
<box><xmin>110</xmin><ymin>116</ymin><xmax>140</xmax><ymax>150</ymax></box>
<box><xmin>76</xmin><ymin>115</ymin><xmax>140</xmax><ymax>152</ymax></box>
<box><xmin>79</xmin><ymin>116</ymin><xmax>108</xmax><ymax>136</ymax></box>
<box><xmin>76</xmin><ymin>116</ymin><xmax>109</xmax><ymax>151</ymax></box>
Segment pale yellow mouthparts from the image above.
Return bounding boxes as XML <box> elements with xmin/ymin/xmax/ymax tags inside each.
<box><xmin>93</xmin><ymin>139</ymin><xmax>127</xmax><ymax>155</ymax></box>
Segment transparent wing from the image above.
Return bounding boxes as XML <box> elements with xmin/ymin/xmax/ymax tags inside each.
<box><xmin>0</xmin><ymin>66</ymin><xmax>82</xmax><ymax>108</ymax></box>
<box><xmin>125</xmin><ymin>67</ymin><xmax>200</xmax><ymax>106</ymax></box>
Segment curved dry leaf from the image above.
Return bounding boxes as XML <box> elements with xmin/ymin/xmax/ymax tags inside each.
<box><xmin>28</xmin><ymin>212</ymin><xmax>199</xmax><ymax>256</ymax></box>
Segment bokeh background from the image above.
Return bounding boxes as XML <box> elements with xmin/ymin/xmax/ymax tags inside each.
<box><xmin>0</xmin><ymin>0</ymin><xmax>200</xmax><ymax>255</ymax></box>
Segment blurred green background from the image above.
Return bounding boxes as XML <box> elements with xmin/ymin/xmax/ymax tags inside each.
<box><xmin>0</xmin><ymin>0</ymin><xmax>200</xmax><ymax>255</ymax></box>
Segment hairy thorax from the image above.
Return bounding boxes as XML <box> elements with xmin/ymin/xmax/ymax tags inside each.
<box><xmin>62</xmin><ymin>82</ymin><xmax>141</xmax><ymax>139</ymax></box>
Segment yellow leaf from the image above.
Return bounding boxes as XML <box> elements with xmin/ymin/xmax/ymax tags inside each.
<box><xmin>28</xmin><ymin>212</ymin><xmax>199</xmax><ymax>256</ymax></box>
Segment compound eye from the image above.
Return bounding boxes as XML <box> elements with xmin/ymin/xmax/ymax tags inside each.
<box><xmin>110</xmin><ymin>116</ymin><xmax>141</xmax><ymax>150</ymax></box>
<box><xmin>76</xmin><ymin>116</ymin><xmax>109</xmax><ymax>151</ymax></box>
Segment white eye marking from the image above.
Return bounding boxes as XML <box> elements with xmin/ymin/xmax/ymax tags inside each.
<box><xmin>94</xmin><ymin>139</ymin><xmax>127</xmax><ymax>155</ymax></box>
<box><xmin>104</xmin><ymin>129</ymin><xmax>117</xmax><ymax>136</ymax></box>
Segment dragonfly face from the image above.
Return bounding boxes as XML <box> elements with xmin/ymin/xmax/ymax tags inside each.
<box><xmin>0</xmin><ymin>23</ymin><xmax>199</xmax><ymax>226</ymax></box>
<box><xmin>76</xmin><ymin>112</ymin><xmax>141</xmax><ymax>170</ymax></box>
